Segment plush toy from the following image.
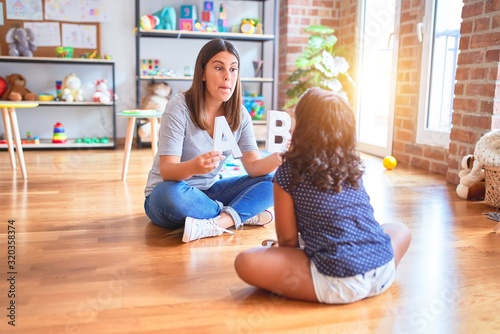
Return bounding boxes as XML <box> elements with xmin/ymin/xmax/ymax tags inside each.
<box><xmin>92</xmin><ymin>79</ymin><xmax>112</xmax><ymax>104</ymax></box>
<box><xmin>456</xmin><ymin>154</ymin><xmax>485</xmax><ymax>200</ymax></box>
<box><xmin>152</xmin><ymin>6</ymin><xmax>176</xmax><ymax>30</ymax></box>
<box><xmin>6</xmin><ymin>27</ymin><xmax>37</xmax><ymax>57</ymax></box>
<box><xmin>140</xmin><ymin>7</ymin><xmax>176</xmax><ymax>30</ymax></box>
<box><xmin>456</xmin><ymin>130</ymin><xmax>500</xmax><ymax>200</ymax></box>
<box><xmin>140</xmin><ymin>81</ymin><xmax>171</xmax><ymax>112</ymax></box>
<box><xmin>61</xmin><ymin>73</ymin><xmax>83</xmax><ymax>102</ymax></box>
<box><xmin>2</xmin><ymin>74</ymin><xmax>36</xmax><ymax>101</ymax></box>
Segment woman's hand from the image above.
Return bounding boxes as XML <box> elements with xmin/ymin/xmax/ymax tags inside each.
<box><xmin>159</xmin><ymin>151</ymin><xmax>224</xmax><ymax>181</ymax></box>
<box><xmin>192</xmin><ymin>151</ymin><xmax>225</xmax><ymax>174</ymax></box>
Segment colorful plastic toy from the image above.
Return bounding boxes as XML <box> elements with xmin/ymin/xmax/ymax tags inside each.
<box><xmin>55</xmin><ymin>46</ymin><xmax>74</xmax><ymax>58</ymax></box>
<box><xmin>52</xmin><ymin>123</ymin><xmax>67</xmax><ymax>143</ymax></box>
<box><xmin>218</xmin><ymin>4</ymin><xmax>228</xmax><ymax>32</ymax></box>
<box><xmin>22</xmin><ymin>132</ymin><xmax>39</xmax><ymax>144</ymax></box>
<box><xmin>75</xmin><ymin>137</ymin><xmax>109</xmax><ymax>144</ymax></box>
<box><xmin>243</xmin><ymin>94</ymin><xmax>265</xmax><ymax>120</ymax></box>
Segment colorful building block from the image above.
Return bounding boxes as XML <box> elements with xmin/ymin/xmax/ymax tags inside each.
<box><xmin>218</xmin><ymin>4</ymin><xmax>228</xmax><ymax>32</ymax></box>
<box><xmin>180</xmin><ymin>5</ymin><xmax>197</xmax><ymax>19</ymax></box>
<box><xmin>202</xmin><ymin>11</ymin><xmax>215</xmax><ymax>23</ymax></box>
<box><xmin>141</xmin><ymin>59</ymin><xmax>160</xmax><ymax>75</ymax></box>
<box><xmin>203</xmin><ymin>1</ymin><xmax>214</xmax><ymax>11</ymax></box>
<box><xmin>179</xmin><ymin>18</ymin><xmax>195</xmax><ymax>31</ymax></box>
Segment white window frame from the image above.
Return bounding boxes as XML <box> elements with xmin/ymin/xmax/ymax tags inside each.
<box><xmin>416</xmin><ymin>0</ymin><xmax>456</xmax><ymax>148</ymax></box>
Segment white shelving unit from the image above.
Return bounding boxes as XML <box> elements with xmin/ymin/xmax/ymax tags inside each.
<box><xmin>0</xmin><ymin>56</ymin><xmax>116</xmax><ymax>149</ymax></box>
<box><xmin>134</xmin><ymin>0</ymin><xmax>278</xmax><ymax>145</ymax></box>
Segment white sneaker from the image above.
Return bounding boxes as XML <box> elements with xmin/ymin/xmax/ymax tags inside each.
<box><xmin>182</xmin><ymin>216</ymin><xmax>234</xmax><ymax>243</ymax></box>
<box><xmin>244</xmin><ymin>209</ymin><xmax>274</xmax><ymax>226</ymax></box>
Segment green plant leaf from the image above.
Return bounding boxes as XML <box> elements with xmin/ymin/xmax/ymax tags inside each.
<box><xmin>304</xmin><ymin>25</ymin><xmax>335</xmax><ymax>35</ymax></box>
<box><xmin>322</xmin><ymin>78</ymin><xmax>342</xmax><ymax>92</ymax></box>
<box><xmin>282</xmin><ymin>24</ymin><xmax>353</xmax><ymax>109</ymax></box>
<box><xmin>308</xmin><ymin>35</ymin><xmax>325</xmax><ymax>49</ymax></box>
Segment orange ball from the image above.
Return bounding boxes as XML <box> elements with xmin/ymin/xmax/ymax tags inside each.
<box><xmin>383</xmin><ymin>156</ymin><xmax>397</xmax><ymax>170</ymax></box>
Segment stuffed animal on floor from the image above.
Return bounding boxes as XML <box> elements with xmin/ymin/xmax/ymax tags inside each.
<box><xmin>6</xmin><ymin>27</ymin><xmax>37</xmax><ymax>57</ymax></box>
<box><xmin>2</xmin><ymin>73</ymin><xmax>36</xmax><ymax>101</ymax></box>
<box><xmin>456</xmin><ymin>130</ymin><xmax>500</xmax><ymax>201</ymax></box>
<box><xmin>456</xmin><ymin>154</ymin><xmax>485</xmax><ymax>200</ymax></box>
<box><xmin>140</xmin><ymin>81</ymin><xmax>171</xmax><ymax>112</ymax></box>
<box><xmin>61</xmin><ymin>73</ymin><xmax>84</xmax><ymax>102</ymax></box>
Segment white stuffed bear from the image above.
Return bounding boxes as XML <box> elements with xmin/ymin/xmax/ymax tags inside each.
<box><xmin>456</xmin><ymin>130</ymin><xmax>500</xmax><ymax>201</ymax></box>
<box><xmin>456</xmin><ymin>154</ymin><xmax>485</xmax><ymax>200</ymax></box>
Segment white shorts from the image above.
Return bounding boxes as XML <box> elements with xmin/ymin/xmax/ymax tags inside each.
<box><xmin>310</xmin><ymin>259</ymin><xmax>395</xmax><ymax>304</ymax></box>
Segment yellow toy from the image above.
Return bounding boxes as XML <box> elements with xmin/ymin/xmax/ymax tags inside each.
<box><xmin>383</xmin><ymin>156</ymin><xmax>397</xmax><ymax>170</ymax></box>
<box><xmin>61</xmin><ymin>73</ymin><xmax>83</xmax><ymax>102</ymax></box>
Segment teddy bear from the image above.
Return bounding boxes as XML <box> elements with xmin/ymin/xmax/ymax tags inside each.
<box><xmin>61</xmin><ymin>73</ymin><xmax>83</xmax><ymax>102</ymax></box>
<box><xmin>456</xmin><ymin>154</ymin><xmax>485</xmax><ymax>200</ymax></box>
<box><xmin>140</xmin><ymin>81</ymin><xmax>171</xmax><ymax>112</ymax></box>
<box><xmin>2</xmin><ymin>73</ymin><xmax>36</xmax><ymax>101</ymax></box>
<box><xmin>6</xmin><ymin>27</ymin><xmax>37</xmax><ymax>57</ymax></box>
<box><xmin>137</xmin><ymin>81</ymin><xmax>171</xmax><ymax>143</ymax></box>
<box><xmin>456</xmin><ymin>130</ymin><xmax>500</xmax><ymax>201</ymax></box>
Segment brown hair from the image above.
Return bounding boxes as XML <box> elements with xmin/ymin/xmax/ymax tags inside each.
<box><xmin>282</xmin><ymin>87</ymin><xmax>364</xmax><ymax>192</ymax></box>
<box><xmin>184</xmin><ymin>39</ymin><xmax>242</xmax><ymax>131</ymax></box>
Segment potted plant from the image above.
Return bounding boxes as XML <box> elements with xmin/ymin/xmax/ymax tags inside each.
<box><xmin>283</xmin><ymin>25</ymin><xmax>353</xmax><ymax>109</ymax></box>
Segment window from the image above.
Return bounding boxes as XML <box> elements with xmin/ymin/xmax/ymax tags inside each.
<box><xmin>417</xmin><ymin>0</ymin><xmax>463</xmax><ymax>148</ymax></box>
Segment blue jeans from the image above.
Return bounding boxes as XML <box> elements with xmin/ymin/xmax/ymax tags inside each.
<box><xmin>144</xmin><ymin>173</ymin><xmax>274</xmax><ymax>229</ymax></box>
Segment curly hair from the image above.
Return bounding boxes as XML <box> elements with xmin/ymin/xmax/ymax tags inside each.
<box><xmin>282</xmin><ymin>87</ymin><xmax>364</xmax><ymax>193</ymax></box>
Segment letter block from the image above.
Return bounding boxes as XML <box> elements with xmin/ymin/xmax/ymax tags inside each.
<box><xmin>179</xmin><ymin>19</ymin><xmax>195</xmax><ymax>31</ymax></box>
<box><xmin>180</xmin><ymin>5</ymin><xmax>197</xmax><ymax>19</ymax></box>
<box><xmin>266</xmin><ymin>110</ymin><xmax>292</xmax><ymax>153</ymax></box>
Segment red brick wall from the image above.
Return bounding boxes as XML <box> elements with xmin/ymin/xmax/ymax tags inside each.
<box><xmin>446</xmin><ymin>0</ymin><xmax>500</xmax><ymax>184</ymax></box>
<box><xmin>278</xmin><ymin>0</ymin><xmax>338</xmax><ymax>109</ymax></box>
<box><xmin>278</xmin><ymin>0</ymin><xmax>500</xmax><ymax>184</ymax></box>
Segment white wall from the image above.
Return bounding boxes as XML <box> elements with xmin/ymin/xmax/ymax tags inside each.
<box><xmin>1</xmin><ymin>0</ymin><xmax>275</xmax><ymax>141</ymax></box>
<box><xmin>100</xmin><ymin>0</ymin><xmax>136</xmax><ymax>138</ymax></box>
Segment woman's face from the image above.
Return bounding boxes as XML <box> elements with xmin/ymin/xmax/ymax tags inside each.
<box><xmin>202</xmin><ymin>51</ymin><xmax>239</xmax><ymax>105</ymax></box>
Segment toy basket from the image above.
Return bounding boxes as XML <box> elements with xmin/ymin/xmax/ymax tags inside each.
<box><xmin>484</xmin><ymin>165</ymin><xmax>500</xmax><ymax>208</ymax></box>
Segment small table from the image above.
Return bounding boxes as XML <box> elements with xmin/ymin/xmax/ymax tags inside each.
<box><xmin>1</xmin><ymin>101</ymin><xmax>39</xmax><ymax>179</ymax></box>
<box><xmin>118</xmin><ymin>110</ymin><xmax>162</xmax><ymax>180</ymax></box>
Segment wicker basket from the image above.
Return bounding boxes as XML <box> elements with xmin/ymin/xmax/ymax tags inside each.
<box><xmin>484</xmin><ymin>166</ymin><xmax>500</xmax><ymax>208</ymax></box>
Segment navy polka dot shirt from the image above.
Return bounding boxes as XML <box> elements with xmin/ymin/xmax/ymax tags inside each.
<box><xmin>274</xmin><ymin>161</ymin><xmax>394</xmax><ymax>277</ymax></box>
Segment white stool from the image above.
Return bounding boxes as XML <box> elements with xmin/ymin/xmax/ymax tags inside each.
<box><xmin>118</xmin><ymin>110</ymin><xmax>162</xmax><ymax>180</ymax></box>
<box><xmin>1</xmin><ymin>101</ymin><xmax>39</xmax><ymax>180</ymax></box>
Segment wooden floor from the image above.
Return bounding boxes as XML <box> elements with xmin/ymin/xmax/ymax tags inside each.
<box><xmin>1</xmin><ymin>147</ymin><xmax>499</xmax><ymax>334</ymax></box>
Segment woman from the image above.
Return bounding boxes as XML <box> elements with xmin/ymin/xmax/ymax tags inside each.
<box><xmin>144</xmin><ymin>39</ymin><xmax>282</xmax><ymax>243</ymax></box>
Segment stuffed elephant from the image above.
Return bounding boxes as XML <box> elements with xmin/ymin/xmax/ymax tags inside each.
<box><xmin>6</xmin><ymin>27</ymin><xmax>37</xmax><ymax>57</ymax></box>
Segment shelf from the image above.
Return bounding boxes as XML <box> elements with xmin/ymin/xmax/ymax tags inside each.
<box><xmin>36</xmin><ymin>101</ymin><xmax>114</xmax><ymax>107</ymax></box>
<box><xmin>138</xmin><ymin>29</ymin><xmax>274</xmax><ymax>42</ymax></box>
<box><xmin>0</xmin><ymin>55</ymin><xmax>117</xmax><ymax>150</ymax></box>
<box><xmin>134</xmin><ymin>0</ymin><xmax>278</xmax><ymax>148</ymax></box>
<box><xmin>0</xmin><ymin>56</ymin><xmax>114</xmax><ymax>65</ymax></box>
<box><xmin>139</xmin><ymin>75</ymin><xmax>273</xmax><ymax>83</ymax></box>
<box><xmin>0</xmin><ymin>139</ymin><xmax>115</xmax><ymax>150</ymax></box>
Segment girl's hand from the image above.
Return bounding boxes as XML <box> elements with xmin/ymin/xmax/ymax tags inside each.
<box><xmin>193</xmin><ymin>151</ymin><xmax>225</xmax><ymax>174</ymax></box>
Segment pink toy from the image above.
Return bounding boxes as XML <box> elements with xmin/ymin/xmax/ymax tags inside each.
<box><xmin>92</xmin><ymin>79</ymin><xmax>113</xmax><ymax>104</ymax></box>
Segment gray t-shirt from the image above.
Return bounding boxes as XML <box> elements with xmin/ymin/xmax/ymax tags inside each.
<box><xmin>144</xmin><ymin>92</ymin><xmax>258</xmax><ymax>196</ymax></box>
